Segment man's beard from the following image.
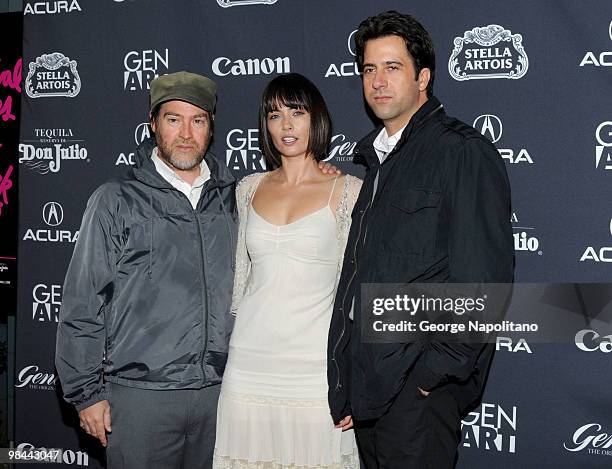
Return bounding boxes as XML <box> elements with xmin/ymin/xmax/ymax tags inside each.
<box><xmin>157</xmin><ymin>138</ymin><xmax>207</xmax><ymax>171</ymax></box>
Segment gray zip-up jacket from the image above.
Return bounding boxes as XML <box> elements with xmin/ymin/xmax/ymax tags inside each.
<box><xmin>56</xmin><ymin>137</ymin><xmax>237</xmax><ymax>411</ymax></box>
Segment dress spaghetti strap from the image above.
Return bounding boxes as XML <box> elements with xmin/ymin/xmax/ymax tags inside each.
<box><xmin>327</xmin><ymin>176</ymin><xmax>340</xmax><ymax>206</ymax></box>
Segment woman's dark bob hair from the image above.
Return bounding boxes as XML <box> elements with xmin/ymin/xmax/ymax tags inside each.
<box><xmin>258</xmin><ymin>73</ymin><xmax>332</xmax><ymax>167</ymax></box>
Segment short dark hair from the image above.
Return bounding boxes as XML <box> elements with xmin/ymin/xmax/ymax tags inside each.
<box><xmin>355</xmin><ymin>11</ymin><xmax>436</xmax><ymax>98</ymax></box>
<box><xmin>258</xmin><ymin>73</ymin><xmax>332</xmax><ymax>168</ymax></box>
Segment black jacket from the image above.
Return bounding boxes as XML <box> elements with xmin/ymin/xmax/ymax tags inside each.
<box><xmin>327</xmin><ymin>96</ymin><xmax>514</xmax><ymax>422</ymax></box>
<box><xmin>56</xmin><ymin>138</ymin><xmax>237</xmax><ymax>411</ymax></box>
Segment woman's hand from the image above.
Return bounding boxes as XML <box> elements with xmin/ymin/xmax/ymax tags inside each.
<box><xmin>335</xmin><ymin>415</ymin><xmax>354</xmax><ymax>431</ymax></box>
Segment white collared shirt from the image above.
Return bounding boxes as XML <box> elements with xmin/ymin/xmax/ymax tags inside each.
<box><xmin>373</xmin><ymin>124</ymin><xmax>408</xmax><ymax>164</ymax></box>
<box><xmin>151</xmin><ymin>147</ymin><xmax>211</xmax><ymax>209</ymax></box>
<box><xmin>370</xmin><ymin>124</ymin><xmax>408</xmax><ymax>204</ymax></box>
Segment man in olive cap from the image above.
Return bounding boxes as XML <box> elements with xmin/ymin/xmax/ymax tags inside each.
<box><xmin>56</xmin><ymin>71</ymin><xmax>237</xmax><ymax>468</ymax></box>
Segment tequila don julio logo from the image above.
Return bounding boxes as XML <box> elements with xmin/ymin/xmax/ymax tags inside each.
<box><xmin>449</xmin><ymin>25</ymin><xmax>528</xmax><ymax>81</ymax></box>
<box><xmin>25</xmin><ymin>52</ymin><xmax>81</xmax><ymax>98</ymax></box>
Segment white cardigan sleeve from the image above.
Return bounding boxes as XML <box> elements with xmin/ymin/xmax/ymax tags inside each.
<box><xmin>230</xmin><ymin>172</ymin><xmax>266</xmax><ymax>315</ymax></box>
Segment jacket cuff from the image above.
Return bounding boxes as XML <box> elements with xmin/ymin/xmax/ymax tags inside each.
<box><xmin>332</xmin><ymin>401</ymin><xmax>353</xmax><ymax>425</ymax></box>
<box><xmin>412</xmin><ymin>361</ymin><xmax>444</xmax><ymax>392</ymax></box>
<box><xmin>74</xmin><ymin>391</ymin><xmax>107</xmax><ymax>413</ymax></box>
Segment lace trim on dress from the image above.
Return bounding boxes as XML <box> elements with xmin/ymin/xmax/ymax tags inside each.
<box><xmin>221</xmin><ymin>391</ymin><xmax>329</xmax><ymax>408</ymax></box>
<box><xmin>213</xmin><ymin>453</ymin><xmax>360</xmax><ymax>469</ymax></box>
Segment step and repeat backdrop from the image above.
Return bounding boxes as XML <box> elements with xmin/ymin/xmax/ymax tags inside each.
<box><xmin>16</xmin><ymin>0</ymin><xmax>612</xmax><ymax>467</ymax></box>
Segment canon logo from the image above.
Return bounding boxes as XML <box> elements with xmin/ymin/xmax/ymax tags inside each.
<box><xmin>575</xmin><ymin>329</ymin><xmax>612</xmax><ymax>352</ymax></box>
<box><xmin>17</xmin><ymin>443</ymin><xmax>88</xmax><ymax>466</ymax></box>
<box><xmin>212</xmin><ymin>56</ymin><xmax>290</xmax><ymax>77</ymax></box>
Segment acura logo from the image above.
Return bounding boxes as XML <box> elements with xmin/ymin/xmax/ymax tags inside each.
<box><xmin>134</xmin><ymin>122</ymin><xmax>151</xmax><ymax>145</ymax></box>
<box><xmin>42</xmin><ymin>202</ymin><xmax>63</xmax><ymax>227</ymax></box>
<box><xmin>347</xmin><ymin>30</ymin><xmax>357</xmax><ymax>57</ymax></box>
<box><xmin>609</xmin><ymin>19</ymin><xmax>612</xmax><ymax>41</ymax></box>
<box><xmin>473</xmin><ymin>114</ymin><xmax>503</xmax><ymax>144</ymax></box>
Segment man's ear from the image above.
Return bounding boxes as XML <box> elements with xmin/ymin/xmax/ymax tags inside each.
<box><xmin>418</xmin><ymin>68</ymin><xmax>431</xmax><ymax>93</ymax></box>
<box><xmin>150</xmin><ymin>112</ymin><xmax>156</xmax><ymax>132</ymax></box>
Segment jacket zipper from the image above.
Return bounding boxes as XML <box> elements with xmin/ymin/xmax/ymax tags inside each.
<box><xmin>193</xmin><ymin>209</ymin><xmax>209</xmax><ymax>379</ymax></box>
<box><xmin>332</xmin><ymin>192</ymin><xmax>372</xmax><ymax>391</ymax></box>
<box><xmin>193</xmin><ymin>180</ymin><xmax>218</xmax><ymax>381</ymax></box>
<box><xmin>331</xmin><ymin>105</ymin><xmax>444</xmax><ymax>391</ymax></box>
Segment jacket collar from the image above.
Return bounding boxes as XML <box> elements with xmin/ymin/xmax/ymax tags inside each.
<box><xmin>132</xmin><ymin>137</ymin><xmax>235</xmax><ymax>189</ymax></box>
<box><xmin>354</xmin><ymin>96</ymin><xmax>444</xmax><ymax>168</ymax></box>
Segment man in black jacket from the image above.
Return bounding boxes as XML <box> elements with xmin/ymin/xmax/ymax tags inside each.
<box><xmin>327</xmin><ymin>11</ymin><xmax>514</xmax><ymax>468</ymax></box>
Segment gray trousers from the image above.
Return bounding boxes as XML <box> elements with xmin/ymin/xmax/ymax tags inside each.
<box><xmin>106</xmin><ymin>382</ymin><xmax>220</xmax><ymax>469</ymax></box>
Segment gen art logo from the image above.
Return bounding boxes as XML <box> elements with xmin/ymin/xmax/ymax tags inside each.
<box><xmin>25</xmin><ymin>52</ymin><xmax>81</xmax><ymax>98</ymax></box>
<box><xmin>461</xmin><ymin>402</ymin><xmax>518</xmax><ymax>453</ymax></box>
<box><xmin>564</xmin><ymin>423</ymin><xmax>612</xmax><ymax>457</ymax></box>
<box><xmin>15</xmin><ymin>365</ymin><xmax>57</xmax><ymax>391</ymax></box>
<box><xmin>225</xmin><ymin>129</ymin><xmax>267</xmax><ymax>172</ymax></box>
<box><xmin>124</xmin><ymin>48</ymin><xmax>169</xmax><ymax>91</ymax></box>
<box><xmin>449</xmin><ymin>25</ymin><xmax>528</xmax><ymax>81</ymax></box>
<box><xmin>325</xmin><ymin>133</ymin><xmax>358</xmax><ymax>163</ymax></box>
<box><xmin>31</xmin><ymin>283</ymin><xmax>62</xmax><ymax>323</ymax></box>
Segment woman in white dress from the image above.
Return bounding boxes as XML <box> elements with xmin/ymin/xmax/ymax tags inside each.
<box><xmin>213</xmin><ymin>73</ymin><xmax>362</xmax><ymax>469</ymax></box>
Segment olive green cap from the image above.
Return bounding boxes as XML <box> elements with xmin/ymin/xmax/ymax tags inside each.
<box><xmin>150</xmin><ymin>71</ymin><xmax>217</xmax><ymax>114</ymax></box>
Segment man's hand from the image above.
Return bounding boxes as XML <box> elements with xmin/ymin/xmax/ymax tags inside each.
<box><xmin>79</xmin><ymin>400</ymin><xmax>112</xmax><ymax>447</ymax></box>
<box><xmin>318</xmin><ymin>161</ymin><xmax>342</xmax><ymax>175</ymax></box>
<box><xmin>418</xmin><ymin>387</ymin><xmax>430</xmax><ymax>397</ymax></box>
<box><xmin>335</xmin><ymin>415</ymin><xmax>354</xmax><ymax>431</ymax></box>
